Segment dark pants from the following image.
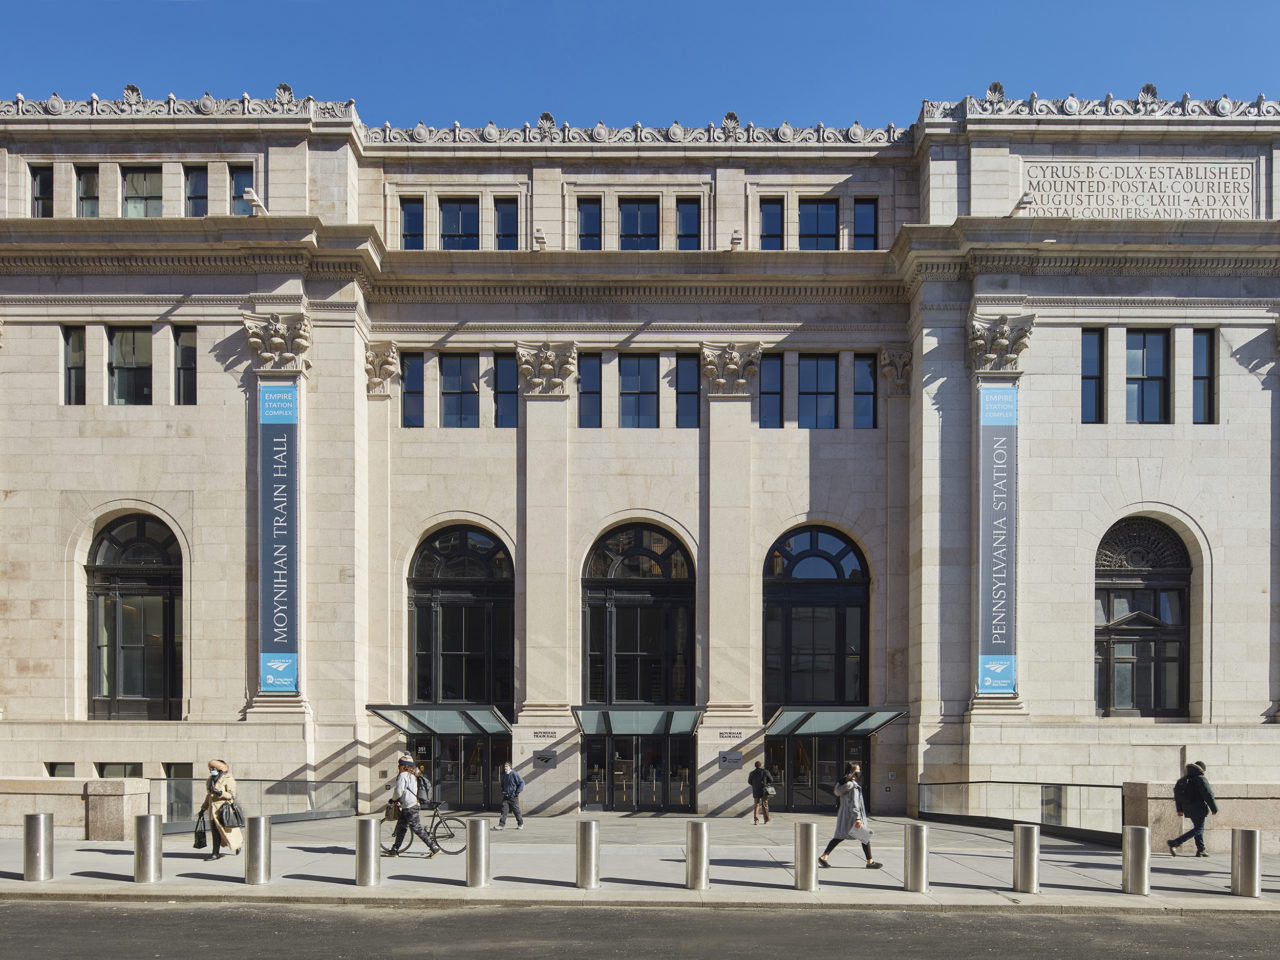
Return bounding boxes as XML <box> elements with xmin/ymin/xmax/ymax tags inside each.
<box><xmin>393</xmin><ymin>806</ymin><xmax>435</xmax><ymax>850</ymax></box>
<box><xmin>822</xmin><ymin>837</ymin><xmax>873</xmax><ymax>861</ymax></box>
<box><xmin>1172</xmin><ymin>816</ymin><xmax>1207</xmax><ymax>852</ymax></box>
<box><xmin>499</xmin><ymin>796</ymin><xmax>523</xmax><ymax>826</ymax></box>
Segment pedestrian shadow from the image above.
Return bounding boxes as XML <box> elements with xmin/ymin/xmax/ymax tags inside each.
<box><xmin>75</xmin><ymin>848</ymin><xmax>131</xmax><ymax>856</ymax></box>
<box><xmin>493</xmin><ymin>875</ymin><xmax>577</xmax><ymax>888</ymax></box>
<box><xmin>287</xmin><ymin>846</ymin><xmax>354</xmax><ymax>855</ymax></box>
<box><xmin>70</xmin><ymin>870</ymin><xmax>133</xmax><ymax>882</ymax></box>
<box><xmin>163</xmin><ymin>852</ymin><xmax>213</xmax><ymax>860</ymax></box>
<box><xmin>387</xmin><ymin>874</ymin><xmax>467</xmax><ymax>887</ymax></box>
<box><xmin>710</xmin><ymin>877</ymin><xmax>793</xmax><ymax>891</ymax></box>
<box><xmin>176</xmin><ymin>872</ymin><xmax>242</xmax><ymax>883</ymax></box>
<box><xmin>281</xmin><ymin>873</ymin><xmax>357</xmax><ymax>886</ymax></box>
<box><xmin>601</xmin><ymin>875</ymin><xmax>685</xmax><ymax>889</ymax></box>
<box><xmin>711</xmin><ymin>858</ymin><xmax>787</xmax><ymax>869</ymax></box>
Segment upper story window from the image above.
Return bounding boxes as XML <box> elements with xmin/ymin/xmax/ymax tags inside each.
<box><xmin>122</xmin><ymin>167</ymin><xmax>162</xmax><ymax>218</ymax></box>
<box><xmin>1081</xmin><ymin>329</ymin><xmax>1104</xmax><ymax>424</ymax></box>
<box><xmin>230</xmin><ymin>166</ymin><xmax>254</xmax><ymax>216</ymax></box>
<box><xmin>852</xmin><ymin>354</ymin><xmax>877</xmax><ymax>429</ymax></box>
<box><xmin>1192</xmin><ymin>329</ymin><xmax>1215</xmax><ymax>425</ymax></box>
<box><xmin>798</xmin><ymin>200</ymin><xmax>838</xmax><ymax>251</ymax></box>
<box><xmin>31</xmin><ymin>166</ymin><xmax>54</xmax><ymax>218</ymax></box>
<box><xmin>579</xmin><ymin>353</ymin><xmax>602</xmax><ymax>428</ymax></box>
<box><xmin>494</xmin><ymin>353</ymin><xmax>519</xmax><ymax>428</ymax></box>
<box><xmin>760</xmin><ymin>199</ymin><xmax>784</xmax><ymax>251</ymax></box>
<box><xmin>676</xmin><ymin>198</ymin><xmax>700</xmax><ymax>251</ymax></box>
<box><xmin>401</xmin><ymin>352</ymin><xmax>425</xmax><ymax>428</ymax></box>
<box><xmin>494</xmin><ymin>199</ymin><xmax>518</xmax><ymax>251</ymax></box>
<box><xmin>77</xmin><ymin>167</ymin><xmax>99</xmax><ymax>218</ymax></box>
<box><xmin>853</xmin><ymin>199</ymin><xmax>878</xmax><ymax>250</ymax></box>
<box><xmin>619</xmin><ymin>354</ymin><xmax>659</xmax><ymax>428</ymax></box>
<box><xmin>619</xmin><ymin>199</ymin><xmax>659</xmax><ymax>251</ymax></box>
<box><xmin>578</xmin><ymin>199</ymin><xmax>602</xmax><ymax>251</ymax></box>
<box><xmin>1126</xmin><ymin>330</ymin><xmax>1169</xmax><ymax>424</ymax></box>
<box><xmin>107</xmin><ymin>327</ymin><xmax>152</xmax><ymax>405</ymax></box>
<box><xmin>184</xmin><ymin>167</ymin><xmax>208</xmax><ymax>217</ymax></box>
<box><xmin>440</xmin><ymin>353</ymin><xmax>479</xmax><ymax>427</ymax></box>
<box><xmin>440</xmin><ymin>199</ymin><xmax>480</xmax><ymax>250</ymax></box>
<box><xmin>64</xmin><ymin>327</ymin><xmax>86</xmax><ymax>406</ymax></box>
<box><xmin>174</xmin><ymin>327</ymin><xmax>197</xmax><ymax>405</ymax></box>
<box><xmin>798</xmin><ymin>355</ymin><xmax>837</xmax><ymax>428</ymax></box>
<box><xmin>759</xmin><ymin>354</ymin><xmax>783</xmax><ymax>428</ymax></box>
<box><xmin>401</xmin><ymin>198</ymin><xmax>424</xmax><ymax>250</ymax></box>
<box><xmin>676</xmin><ymin>354</ymin><xmax>700</xmax><ymax>428</ymax></box>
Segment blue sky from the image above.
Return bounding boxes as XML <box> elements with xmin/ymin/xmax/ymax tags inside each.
<box><xmin>6</xmin><ymin>1</ymin><xmax>1280</xmax><ymax>131</ymax></box>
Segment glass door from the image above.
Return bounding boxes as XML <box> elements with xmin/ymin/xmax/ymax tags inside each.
<box><xmin>637</xmin><ymin>737</ymin><xmax>664</xmax><ymax>809</ymax></box>
<box><xmin>582</xmin><ymin>736</ymin><xmax>607</xmax><ymax>808</ymax></box>
<box><xmin>814</xmin><ymin>738</ymin><xmax>841</xmax><ymax>810</ymax></box>
<box><xmin>764</xmin><ymin>739</ymin><xmax>788</xmax><ymax>809</ymax></box>
<box><xmin>790</xmin><ymin>737</ymin><xmax>815</xmax><ymax>808</ymax></box>
<box><xmin>460</xmin><ymin>735</ymin><xmax>487</xmax><ymax>808</ymax></box>
<box><xmin>611</xmin><ymin>737</ymin><xmax>635</xmax><ymax>810</ymax></box>
<box><xmin>668</xmin><ymin>737</ymin><xmax>694</xmax><ymax>811</ymax></box>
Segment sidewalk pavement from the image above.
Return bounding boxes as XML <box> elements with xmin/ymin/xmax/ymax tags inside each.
<box><xmin>2</xmin><ymin>811</ymin><xmax>1277</xmax><ymax>915</ymax></box>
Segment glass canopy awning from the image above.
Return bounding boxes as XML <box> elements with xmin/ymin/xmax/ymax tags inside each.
<box><xmin>571</xmin><ymin>706</ymin><xmax>705</xmax><ymax>737</ymax></box>
<box><xmin>764</xmin><ymin>707</ymin><xmax>907</xmax><ymax>738</ymax></box>
<box><xmin>367</xmin><ymin>704</ymin><xmax>512</xmax><ymax>737</ymax></box>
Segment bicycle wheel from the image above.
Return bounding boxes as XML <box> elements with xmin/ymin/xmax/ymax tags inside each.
<box><xmin>380</xmin><ymin>815</ymin><xmax>413</xmax><ymax>853</ymax></box>
<box><xmin>432</xmin><ymin>816</ymin><xmax>468</xmax><ymax>855</ymax></box>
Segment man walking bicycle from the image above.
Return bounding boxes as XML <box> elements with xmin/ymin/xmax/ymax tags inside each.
<box><xmin>495</xmin><ymin>761</ymin><xmax>525</xmax><ymax>830</ymax></box>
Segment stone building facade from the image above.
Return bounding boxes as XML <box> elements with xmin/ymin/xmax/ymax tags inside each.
<box><xmin>1</xmin><ymin>82</ymin><xmax>1277</xmax><ymax>817</ymax></box>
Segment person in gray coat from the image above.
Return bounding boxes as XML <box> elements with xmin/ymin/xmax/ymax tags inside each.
<box><xmin>817</xmin><ymin>762</ymin><xmax>882</xmax><ymax>869</ymax></box>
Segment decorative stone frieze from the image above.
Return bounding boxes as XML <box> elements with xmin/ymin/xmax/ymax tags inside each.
<box><xmin>923</xmin><ymin>83</ymin><xmax>1280</xmax><ymax>122</ymax></box>
<box><xmin>1096</xmin><ymin>517</ymin><xmax>1192</xmax><ymax>571</ymax></box>
<box><xmin>516</xmin><ymin>341</ymin><xmax>576</xmax><ymax>394</ymax></box>
<box><xmin>880</xmin><ymin>346</ymin><xmax>912</xmax><ymax>396</ymax></box>
<box><xmin>242</xmin><ymin>313</ymin><xmax>313</xmax><ymax>372</ymax></box>
<box><xmin>0</xmin><ymin>83</ymin><xmax>353</xmax><ymax>119</ymax></box>
<box><xmin>364</xmin><ymin>342</ymin><xmax>399</xmax><ymax>395</ymax></box>
<box><xmin>701</xmin><ymin>342</ymin><xmax>761</xmax><ymax>394</ymax></box>
<box><xmin>967</xmin><ymin>313</ymin><xmax>1033</xmax><ymax>374</ymax></box>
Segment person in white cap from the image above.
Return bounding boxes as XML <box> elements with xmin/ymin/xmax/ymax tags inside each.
<box><xmin>385</xmin><ymin>754</ymin><xmax>440</xmax><ymax>857</ymax></box>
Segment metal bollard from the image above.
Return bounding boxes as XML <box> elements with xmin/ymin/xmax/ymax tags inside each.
<box><xmin>355</xmin><ymin>817</ymin><xmax>379</xmax><ymax>887</ymax></box>
<box><xmin>133</xmin><ymin>814</ymin><xmax>162</xmax><ymax>884</ymax></box>
<box><xmin>576</xmin><ymin>819</ymin><xmax>599</xmax><ymax>890</ymax></box>
<box><xmin>904</xmin><ymin>822</ymin><xmax>929</xmax><ymax>893</ymax></box>
<box><xmin>794</xmin><ymin>822</ymin><xmax>819</xmax><ymax>892</ymax></box>
<box><xmin>685</xmin><ymin>820</ymin><xmax>709</xmax><ymax>890</ymax></box>
<box><xmin>244</xmin><ymin>816</ymin><xmax>271</xmax><ymax>885</ymax></box>
<box><xmin>1231</xmin><ymin>828</ymin><xmax>1261</xmax><ymax>898</ymax></box>
<box><xmin>1012</xmin><ymin>823</ymin><xmax>1040</xmax><ymax>894</ymax></box>
<box><xmin>1121</xmin><ymin>825</ymin><xmax>1150</xmax><ymax>896</ymax></box>
<box><xmin>23</xmin><ymin>813</ymin><xmax>53</xmax><ymax>882</ymax></box>
<box><xmin>466</xmin><ymin>818</ymin><xmax>489</xmax><ymax>888</ymax></box>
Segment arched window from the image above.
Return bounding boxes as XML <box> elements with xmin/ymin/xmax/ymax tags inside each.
<box><xmin>87</xmin><ymin>514</ymin><xmax>183</xmax><ymax>720</ymax></box>
<box><xmin>409</xmin><ymin>526</ymin><xmax>514</xmax><ymax>720</ymax></box>
<box><xmin>582</xmin><ymin>523</ymin><xmax>694</xmax><ymax>704</ymax></box>
<box><xmin>763</xmin><ymin>526</ymin><xmax>869</xmax><ymax>714</ymax></box>
<box><xmin>1095</xmin><ymin>517</ymin><xmax>1191</xmax><ymax>717</ymax></box>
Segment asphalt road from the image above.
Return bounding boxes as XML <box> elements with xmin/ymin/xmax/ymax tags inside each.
<box><xmin>0</xmin><ymin>902</ymin><xmax>1276</xmax><ymax>959</ymax></box>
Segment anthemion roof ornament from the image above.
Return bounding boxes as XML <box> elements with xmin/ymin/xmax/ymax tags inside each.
<box><xmin>701</xmin><ymin>343</ymin><xmax>762</xmax><ymax>395</ymax></box>
<box><xmin>242</xmin><ymin>313</ymin><xmax>313</xmax><ymax>372</ymax></box>
<box><xmin>516</xmin><ymin>341</ymin><xmax>577</xmax><ymax>394</ymax></box>
<box><xmin>923</xmin><ymin>83</ymin><xmax>1280</xmax><ymax>123</ymax></box>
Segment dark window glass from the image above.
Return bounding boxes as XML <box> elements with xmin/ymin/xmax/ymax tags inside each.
<box><xmin>184</xmin><ymin>167</ymin><xmax>208</xmax><ymax>217</ymax></box>
<box><xmin>107</xmin><ymin>327</ymin><xmax>152</xmax><ymax>405</ymax></box>
<box><xmin>440</xmin><ymin>199</ymin><xmax>480</xmax><ymax>250</ymax></box>
<box><xmin>230</xmin><ymin>166</ymin><xmax>254</xmax><ymax>216</ymax></box>
<box><xmin>1082</xmin><ymin>329</ymin><xmax>1104</xmax><ymax>424</ymax></box>
<box><xmin>494</xmin><ymin>198</ymin><xmax>518</xmax><ymax>251</ymax></box>
<box><xmin>1192</xmin><ymin>329</ymin><xmax>1215</xmax><ymax>425</ymax></box>
<box><xmin>174</xmin><ymin>327</ymin><xmax>197</xmax><ymax>405</ymax></box>
<box><xmin>799</xmin><ymin>200</ymin><xmax>838</xmax><ymax>251</ymax></box>
<box><xmin>676</xmin><ymin>198</ymin><xmax>700</xmax><ymax>251</ymax></box>
<box><xmin>798</xmin><ymin>355</ymin><xmax>837</xmax><ymax>429</ymax></box>
<box><xmin>853</xmin><ymin>354</ymin><xmax>876</xmax><ymax>429</ymax></box>
<box><xmin>578</xmin><ymin>199</ymin><xmax>602</xmax><ymax>250</ymax></box>
<box><xmin>64</xmin><ymin>327</ymin><xmax>86</xmax><ymax>406</ymax></box>
<box><xmin>676</xmin><ymin>354</ymin><xmax>700</xmax><ymax>428</ymax></box>
<box><xmin>122</xmin><ymin>167</ymin><xmax>162</xmax><ymax>218</ymax></box>
<box><xmin>759</xmin><ymin>354</ymin><xmax>783</xmax><ymax>428</ymax></box>
<box><xmin>401</xmin><ymin>198</ymin><xmax>424</xmax><ymax>250</ymax></box>
<box><xmin>619</xmin><ymin>199</ymin><xmax>659</xmax><ymax>250</ymax></box>
<box><xmin>31</xmin><ymin>166</ymin><xmax>54</xmax><ymax>218</ymax></box>
<box><xmin>1126</xmin><ymin>330</ymin><xmax>1169</xmax><ymax>424</ymax></box>
<box><xmin>619</xmin><ymin>354</ymin><xmax>659</xmax><ymax>428</ymax></box>
<box><xmin>441</xmin><ymin>353</ymin><xmax>480</xmax><ymax>427</ymax></box>
<box><xmin>77</xmin><ymin>167</ymin><xmax>99</xmax><ymax>218</ymax></box>
<box><xmin>494</xmin><ymin>353</ymin><xmax>519</xmax><ymax>428</ymax></box>
<box><xmin>401</xmin><ymin>352</ymin><xmax>425</xmax><ymax>428</ymax></box>
<box><xmin>760</xmin><ymin>199</ymin><xmax>783</xmax><ymax>250</ymax></box>
<box><xmin>853</xmin><ymin>198</ymin><xmax>877</xmax><ymax>250</ymax></box>
<box><xmin>579</xmin><ymin>353</ymin><xmax>602</xmax><ymax>428</ymax></box>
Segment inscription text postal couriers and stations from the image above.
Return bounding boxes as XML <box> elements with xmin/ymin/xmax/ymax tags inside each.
<box><xmin>1024</xmin><ymin>161</ymin><xmax>1255</xmax><ymax>218</ymax></box>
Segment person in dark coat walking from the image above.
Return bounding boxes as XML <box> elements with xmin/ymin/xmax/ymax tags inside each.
<box><xmin>747</xmin><ymin>760</ymin><xmax>773</xmax><ymax>825</ymax></box>
<box><xmin>1168</xmin><ymin>760</ymin><xmax>1218</xmax><ymax>857</ymax></box>
<box><xmin>495</xmin><ymin>761</ymin><xmax>525</xmax><ymax>830</ymax></box>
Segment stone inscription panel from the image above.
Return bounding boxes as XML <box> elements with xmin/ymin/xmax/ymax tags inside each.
<box><xmin>1023</xmin><ymin>160</ymin><xmax>1257</xmax><ymax>219</ymax></box>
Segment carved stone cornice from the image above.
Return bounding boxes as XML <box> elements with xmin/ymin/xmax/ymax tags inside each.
<box><xmin>367</xmin><ymin>281</ymin><xmax>908</xmax><ymax>305</ymax></box>
<box><xmin>364</xmin><ymin>341</ymin><xmax>399</xmax><ymax>396</ymax></box>
<box><xmin>701</xmin><ymin>343</ymin><xmax>762</xmax><ymax>395</ymax></box>
<box><xmin>969</xmin><ymin>252</ymin><xmax>1280</xmax><ymax>278</ymax></box>
<box><xmin>516</xmin><ymin>341</ymin><xmax>576</xmax><ymax>394</ymax></box>
<box><xmin>0</xmin><ymin>83</ymin><xmax>353</xmax><ymax>121</ymax></box>
<box><xmin>879</xmin><ymin>346</ymin><xmax>912</xmax><ymax>397</ymax></box>
<box><xmin>0</xmin><ymin>253</ymin><xmax>310</xmax><ymax>276</ymax></box>
<box><xmin>967</xmin><ymin>311</ymin><xmax>1034</xmax><ymax>374</ymax></box>
<box><xmin>923</xmin><ymin>83</ymin><xmax>1280</xmax><ymax>124</ymax></box>
<box><xmin>243</xmin><ymin>313</ymin><xmax>313</xmax><ymax>373</ymax></box>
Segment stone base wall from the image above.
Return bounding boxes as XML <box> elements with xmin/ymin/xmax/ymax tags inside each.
<box><xmin>0</xmin><ymin>778</ymin><xmax>150</xmax><ymax>840</ymax></box>
<box><xmin>1122</xmin><ymin>781</ymin><xmax>1280</xmax><ymax>853</ymax></box>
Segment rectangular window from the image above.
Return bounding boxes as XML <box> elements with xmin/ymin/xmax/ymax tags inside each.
<box><xmin>759</xmin><ymin>354</ymin><xmax>783</xmax><ymax>428</ymax></box>
<box><xmin>122</xmin><ymin>167</ymin><xmax>162</xmax><ymax>218</ymax></box>
<box><xmin>46</xmin><ymin>762</ymin><xmax>75</xmax><ymax>777</ymax></box>
<box><xmin>184</xmin><ymin>167</ymin><xmax>208</xmax><ymax>217</ymax></box>
<box><xmin>676</xmin><ymin>353</ymin><xmax>700</xmax><ymax>428</ymax></box>
<box><xmin>31</xmin><ymin>166</ymin><xmax>54</xmax><ymax>218</ymax></box>
<box><xmin>578</xmin><ymin>353</ymin><xmax>602</xmax><ymax>428</ymax></box>
<box><xmin>1192</xmin><ymin>329</ymin><xmax>1215</xmax><ymax>424</ymax></box>
<box><xmin>494</xmin><ymin>198</ymin><xmax>518</xmax><ymax>251</ymax></box>
<box><xmin>619</xmin><ymin>199</ymin><xmax>659</xmax><ymax>251</ymax></box>
<box><xmin>853</xmin><ymin>353</ymin><xmax>877</xmax><ymax>428</ymax></box>
<box><xmin>174</xmin><ymin>326</ymin><xmax>197</xmax><ymax>405</ymax></box>
<box><xmin>798</xmin><ymin>354</ymin><xmax>838</xmax><ymax>428</ymax></box>
<box><xmin>799</xmin><ymin>199</ymin><xmax>838</xmax><ymax>250</ymax></box>
<box><xmin>494</xmin><ymin>353</ymin><xmax>519</xmax><ymax>428</ymax></box>
<box><xmin>676</xmin><ymin>198</ymin><xmax>700</xmax><ymax>251</ymax></box>
<box><xmin>440</xmin><ymin>353</ymin><xmax>479</xmax><ymax>427</ymax></box>
<box><xmin>63</xmin><ymin>327</ymin><xmax>86</xmax><ymax>406</ymax></box>
<box><xmin>440</xmin><ymin>199</ymin><xmax>480</xmax><ymax>250</ymax></box>
<box><xmin>853</xmin><ymin>198</ymin><xmax>878</xmax><ymax>250</ymax></box>
<box><xmin>96</xmin><ymin>763</ymin><xmax>143</xmax><ymax>779</ymax></box>
<box><xmin>107</xmin><ymin>327</ymin><xmax>152</xmax><ymax>405</ymax></box>
<box><xmin>619</xmin><ymin>354</ymin><xmax>659</xmax><ymax>428</ymax></box>
<box><xmin>401</xmin><ymin>352</ymin><xmax>425</xmax><ymax>428</ymax></box>
<box><xmin>760</xmin><ymin>199</ymin><xmax>783</xmax><ymax>250</ymax></box>
<box><xmin>1081</xmin><ymin>328</ymin><xmax>1105</xmax><ymax>424</ymax></box>
<box><xmin>230</xmin><ymin>166</ymin><xmax>254</xmax><ymax>216</ymax></box>
<box><xmin>1125</xmin><ymin>330</ymin><xmax>1169</xmax><ymax>424</ymax></box>
<box><xmin>77</xmin><ymin>167</ymin><xmax>99</xmax><ymax>218</ymax></box>
<box><xmin>400</xmin><ymin>198</ymin><xmax>424</xmax><ymax>250</ymax></box>
<box><xmin>577</xmin><ymin>198</ymin><xmax>602</xmax><ymax>250</ymax></box>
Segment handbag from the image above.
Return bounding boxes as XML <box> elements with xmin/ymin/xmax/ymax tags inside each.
<box><xmin>849</xmin><ymin>825</ymin><xmax>874</xmax><ymax>843</ymax></box>
<box><xmin>383</xmin><ymin>799</ymin><xmax>400</xmax><ymax>822</ymax></box>
<box><xmin>765</xmin><ymin>785</ymin><xmax>777</xmax><ymax>796</ymax></box>
<box><xmin>194</xmin><ymin>812</ymin><xmax>208</xmax><ymax>850</ymax></box>
<box><xmin>218</xmin><ymin>799</ymin><xmax>246</xmax><ymax>830</ymax></box>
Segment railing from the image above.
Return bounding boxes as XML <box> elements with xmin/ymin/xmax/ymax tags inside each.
<box><xmin>917</xmin><ymin>781</ymin><xmax>1123</xmax><ymax>845</ymax></box>
<box><xmin>149</xmin><ymin>778</ymin><xmax>357</xmax><ymax>834</ymax></box>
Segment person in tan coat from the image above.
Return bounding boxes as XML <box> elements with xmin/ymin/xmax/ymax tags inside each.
<box><xmin>199</xmin><ymin>759</ymin><xmax>243</xmax><ymax>860</ymax></box>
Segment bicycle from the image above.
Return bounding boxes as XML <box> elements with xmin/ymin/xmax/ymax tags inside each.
<box><xmin>380</xmin><ymin>800</ymin><xmax>467</xmax><ymax>856</ymax></box>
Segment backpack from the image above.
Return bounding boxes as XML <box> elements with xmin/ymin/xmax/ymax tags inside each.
<box><xmin>415</xmin><ymin>773</ymin><xmax>432</xmax><ymax>804</ymax></box>
<box><xmin>1172</xmin><ymin>776</ymin><xmax>1190</xmax><ymax>811</ymax></box>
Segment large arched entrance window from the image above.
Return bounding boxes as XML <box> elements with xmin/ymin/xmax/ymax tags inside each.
<box><xmin>1095</xmin><ymin>517</ymin><xmax>1191</xmax><ymax>717</ymax></box>
<box><xmin>88</xmin><ymin>514</ymin><xmax>183</xmax><ymax>720</ymax></box>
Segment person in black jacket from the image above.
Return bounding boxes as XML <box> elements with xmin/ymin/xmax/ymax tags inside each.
<box><xmin>747</xmin><ymin>760</ymin><xmax>773</xmax><ymax>824</ymax></box>
<box><xmin>1168</xmin><ymin>760</ymin><xmax>1218</xmax><ymax>857</ymax></box>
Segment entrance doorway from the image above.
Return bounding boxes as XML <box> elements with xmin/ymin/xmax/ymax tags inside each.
<box><xmin>581</xmin><ymin>735</ymin><xmax>694</xmax><ymax>811</ymax></box>
<box><xmin>408</xmin><ymin>734</ymin><xmax>512</xmax><ymax>811</ymax></box>
<box><xmin>764</xmin><ymin>736</ymin><xmax>866</xmax><ymax>813</ymax></box>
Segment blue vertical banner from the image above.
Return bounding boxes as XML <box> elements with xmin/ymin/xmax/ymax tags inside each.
<box><xmin>977</xmin><ymin>383</ymin><xmax>1018</xmax><ymax>696</ymax></box>
<box><xmin>258</xmin><ymin>382</ymin><xmax>299</xmax><ymax>693</ymax></box>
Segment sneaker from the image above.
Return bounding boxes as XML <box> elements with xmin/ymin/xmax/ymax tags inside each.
<box><xmin>425</xmin><ymin>845</ymin><xmax>440</xmax><ymax>858</ymax></box>
<box><xmin>753</xmin><ymin>820</ymin><xmax>759</xmax><ymax>826</ymax></box>
<box><xmin>866</xmin><ymin>861</ymin><xmax>883</xmax><ymax>870</ymax></box>
<box><xmin>493</xmin><ymin>825</ymin><xmax>505</xmax><ymax>831</ymax></box>
<box><xmin>516</xmin><ymin>824</ymin><xmax>524</xmax><ymax>830</ymax></box>
<box><xmin>1195</xmin><ymin>850</ymin><xmax>1209</xmax><ymax>858</ymax></box>
<box><xmin>764</xmin><ymin>818</ymin><xmax>771</xmax><ymax>824</ymax></box>
<box><xmin>1167</xmin><ymin>840</ymin><xmax>1178</xmax><ymax>856</ymax></box>
<box><xmin>382</xmin><ymin>848</ymin><xmax>399</xmax><ymax>858</ymax></box>
<box><xmin>817</xmin><ymin>857</ymin><xmax>831</xmax><ymax>869</ymax></box>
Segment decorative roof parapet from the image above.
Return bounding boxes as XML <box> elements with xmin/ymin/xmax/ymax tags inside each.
<box><xmin>923</xmin><ymin>82</ymin><xmax>1280</xmax><ymax>123</ymax></box>
<box><xmin>0</xmin><ymin>83</ymin><xmax>355</xmax><ymax>120</ymax></box>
